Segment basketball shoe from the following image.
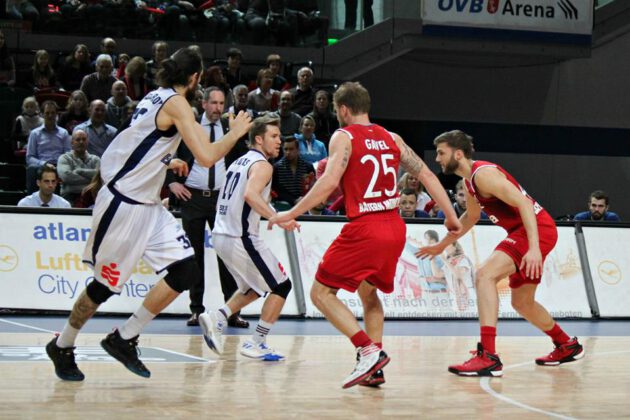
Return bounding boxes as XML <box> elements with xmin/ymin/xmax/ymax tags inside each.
<box><xmin>199</xmin><ymin>312</ymin><xmax>225</xmax><ymax>355</ymax></box>
<box><xmin>342</xmin><ymin>345</ymin><xmax>390</xmax><ymax>389</ymax></box>
<box><xmin>46</xmin><ymin>336</ymin><xmax>85</xmax><ymax>381</ymax></box>
<box><xmin>448</xmin><ymin>343</ymin><xmax>503</xmax><ymax>377</ymax></box>
<box><xmin>536</xmin><ymin>337</ymin><xmax>584</xmax><ymax>366</ymax></box>
<box><xmin>240</xmin><ymin>339</ymin><xmax>285</xmax><ymax>361</ymax></box>
<box><xmin>359</xmin><ymin>369</ymin><xmax>385</xmax><ymax>387</ymax></box>
<box><xmin>101</xmin><ymin>329</ymin><xmax>150</xmax><ymax>378</ymax></box>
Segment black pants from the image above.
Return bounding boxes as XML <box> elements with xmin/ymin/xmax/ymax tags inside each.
<box><xmin>181</xmin><ymin>189</ymin><xmax>238</xmax><ymax>314</ymax></box>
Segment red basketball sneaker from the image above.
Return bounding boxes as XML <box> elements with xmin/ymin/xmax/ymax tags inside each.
<box><xmin>536</xmin><ymin>337</ymin><xmax>584</xmax><ymax>366</ymax></box>
<box><xmin>448</xmin><ymin>343</ymin><xmax>503</xmax><ymax>377</ymax></box>
<box><xmin>359</xmin><ymin>369</ymin><xmax>385</xmax><ymax>387</ymax></box>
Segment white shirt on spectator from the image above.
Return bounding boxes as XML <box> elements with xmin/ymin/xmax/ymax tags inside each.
<box><xmin>17</xmin><ymin>192</ymin><xmax>71</xmax><ymax>208</ymax></box>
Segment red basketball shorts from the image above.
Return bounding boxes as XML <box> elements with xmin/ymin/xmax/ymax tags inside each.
<box><xmin>495</xmin><ymin>222</ymin><xmax>558</xmax><ymax>288</ymax></box>
<box><xmin>315</xmin><ymin>211</ymin><xmax>406</xmax><ymax>294</ymax></box>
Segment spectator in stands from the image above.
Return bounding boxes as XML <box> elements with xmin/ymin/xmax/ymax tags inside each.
<box><xmin>27</xmin><ymin>49</ymin><xmax>57</xmax><ymax>91</ymax></box>
<box><xmin>436</xmin><ymin>179</ymin><xmax>489</xmax><ymax>220</ymax></box>
<box><xmin>196</xmin><ymin>0</ymin><xmax>245</xmax><ymax>43</ymax></box>
<box><xmin>247</xmin><ymin>68</ymin><xmax>280</xmax><ymax>112</ymax></box>
<box><xmin>272</xmin><ymin>136</ymin><xmax>315</xmax><ymax>206</ymax></box>
<box><xmin>58</xmin><ymin>90</ymin><xmax>89</xmax><ymax>134</ymax></box>
<box><xmin>122</xmin><ymin>56</ymin><xmax>150</xmax><ymax>101</ymax></box>
<box><xmin>18</xmin><ymin>166</ymin><xmax>70</xmax><ymax>208</ymax></box>
<box><xmin>289</xmin><ymin>66</ymin><xmax>314</xmax><ymax>116</ymax></box>
<box><xmin>307</xmin><ymin>200</ymin><xmax>335</xmax><ymax>215</ymax></box>
<box><xmin>5</xmin><ymin>0</ymin><xmax>39</xmax><ymax>25</ymax></box>
<box><xmin>245</xmin><ymin>0</ymin><xmax>298</xmax><ymax>46</ymax></box>
<box><xmin>266</xmin><ymin>53</ymin><xmax>289</xmax><ymax>91</ymax></box>
<box><xmin>222</xmin><ymin>47</ymin><xmax>246</xmax><ymax>88</ymax></box>
<box><xmin>287</xmin><ymin>0</ymin><xmax>329</xmax><ymax>46</ymax></box>
<box><xmin>399</xmin><ymin>188</ymin><xmax>430</xmax><ymax>218</ymax></box>
<box><xmin>95</xmin><ymin>37</ymin><xmax>118</xmax><ymax>70</ymax></box>
<box><xmin>344</xmin><ymin>0</ymin><xmax>373</xmax><ymax>29</ymax></box>
<box><xmin>76</xmin><ymin>168</ymin><xmax>103</xmax><ymax>209</ymax></box>
<box><xmin>57</xmin><ymin>129</ymin><xmax>100</xmax><ymax>205</ymax></box>
<box><xmin>105</xmin><ymin>80</ymin><xmax>132</xmax><ymax>130</ymax></box>
<box><xmin>226</xmin><ymin>84</ymin><xmax>257</xmax><ymax>118</ymax></box>
<box><xmin>307</xmin><ymin>89</ymin><xmax>338</xmax><ymax>146</ymax></box>
<box><xmin>272</xmin><ymin>90</ymin><xmax>301</xmax><ymax>140</ymax></box>
<box><xmin>295</xmin><ymin>114</ymin><xmax>326</xmax><ymax>164</ymax></box>
<box><xmin>315</xmin><ymin>156</ymin><xmax>343</xmax><ymax>205</ymax></box>
<box><xmin>399</xmin><ymin>172</ymin><xmax>431</xmax><ymax>213</ymax></box>
<box><xmin>25</xmin><ymin>101</ymin><xmax>71</xmax><ymax>193</ymax></box>
<box><xmin>115</xmin><ymin>53</ymin><xmax>130</xmax><ymax>79</ymax></box>
<box><xmin>201</xmin><ymin>65</ymin><xmax>233</xmax><ymax>109</ymax></box>
<box><xmin>0</xmin><ymin>30</ymin><xmax>16</xmax><ymax>87</ymax></box>
<box><xmin>424</xmin><ymin>199</ymin><xmax>441</xmax><ymax>218</ymax></box>
<box><xmin>73</xmin><ymin>99</ymin><xmax>117</xmax><ymax>157</ymax></box>
<box><xmin>57</xmin><ymin>44</ymin><xmax>92</xmax><ymax>92</ymax></box>
<box><xmin>11</xmin><ymin>96</ymin><xmax>43</xmax><ymax>153</ymax></box>
<box><xmin>80</xmin><ymin>54</ymin><xmax>117</xmax><ymax>103</ymax></box>
<box><xmin>145</xmin><ymin>41</ymin><xmax>168</xmax><ymax>89</ymax></box>
<box><xmin>574</xmin><ymin>190</ymin><xmax>621</xmax><ymax>221</ymax></box>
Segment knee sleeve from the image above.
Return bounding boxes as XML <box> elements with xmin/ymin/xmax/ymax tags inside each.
<box><xmin>86</xmin><ymin>280</ymin><xmax>115</xmax><ymax>304</ymax></box>
<box><xmin>271</xmin><ymin>279</ymin><xmax>292</xmax><ymax>299</ymax></box>
<box><xmin>164</xmin><ymin>258</ymin><xmax>198</xmax><ymax>293</ymax></box>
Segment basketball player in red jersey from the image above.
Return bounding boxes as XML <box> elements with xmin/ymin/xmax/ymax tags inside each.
<box><xmin>418</xmin><ymin>130</ymin><xmax>584</xmax><ymax>377</ymax></box>
<box><xmin>269</xmin><ymin>82</ymin><xmax>462</xmax><ymax>388</ymax></box>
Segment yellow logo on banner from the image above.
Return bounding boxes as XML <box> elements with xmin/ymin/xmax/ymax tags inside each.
<box><xmin>597</xmin><ymin>260</ymin><xmax>621</xmax><ymax>285</ymax></box>
<box><xmin>0</xmin><ymin>245</ymin><xmax>19</xmax><ymax>272</ymax></box>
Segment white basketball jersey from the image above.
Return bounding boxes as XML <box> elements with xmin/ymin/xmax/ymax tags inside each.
<box><xmin>213</xmin><ymin>149</ymin><xmax>270</xmax><ymax>237</ymax></box>
<box><xmin>100</xmin><ymin>88</ymin><xmax>182</xmax><ymax>204</ymax></box>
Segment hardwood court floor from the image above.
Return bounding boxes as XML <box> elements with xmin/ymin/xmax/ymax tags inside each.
<box><xmin>0</xmin><ymin>332</ymin><xmax>628</xmax><ymax>419</ymax></box>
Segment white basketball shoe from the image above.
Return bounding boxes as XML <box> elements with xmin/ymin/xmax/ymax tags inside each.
<box><xmin>199</xmin><ymin>312</ymin><xmax>224</xmax><ymax>355</ymax></box>
<box><xmin>240</xmin><ymin>339</ymin><xmax>285</xmax><ymax>361</ymax></box>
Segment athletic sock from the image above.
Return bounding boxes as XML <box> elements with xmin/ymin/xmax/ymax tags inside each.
<box><xmin>56</xmin><ymin>321</ymin><xmax>80</xmax><ymax>348</ymax></box>
<box><xmin>218</xmin><ymin>305</ymin><xmax>232</xmax><ymax>323</ymax></box>
<box><xmin>350</xmin><ymin>330</ymin><xmax>372</xmax><ymax>349</ymax></box>
<box><xmin>252</xmin><ymin>319</ymin><xmax>274</xmax><ymax>345</ymax></box>
<box><xmin>480</xmin><ymin>326</ymin><xmax>497</xmax><ymax>354</ymax></box>
<box><xmin>544</xmin><ymin>323</ymin><xmax>570</xmax><ymax>345</ymax></box>
<box><xmin>119</xmin><ymin>305</ymin><xmax>156</xmax><ymax>340</ymax></box>
<box><xmin>375</xmin><ymin>342</ymin><xmax>383</xmax><ymax>350</ymax></box>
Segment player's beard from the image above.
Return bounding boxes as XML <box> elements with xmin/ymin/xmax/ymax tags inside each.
<box><xmin>184</xmin><ymin>87</ymin><xmax>197</xmax><ymax>103</ymax></box>
<box><xmin>443</xmin><ymin>155</ymin><xmax>459</xmax><ymax>174</ymax></box>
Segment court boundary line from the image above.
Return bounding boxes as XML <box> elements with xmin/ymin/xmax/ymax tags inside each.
<box><xmin>479</xmin><ymin>350</ymin><xmax>630</xmax><ymax>419</ymax></box>
<box><xmin>0</xmin><ymin>318</ymin><xmax>55</xmax><ymax>334</ymax></box>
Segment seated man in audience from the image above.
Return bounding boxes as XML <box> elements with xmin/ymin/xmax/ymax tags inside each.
<box><xmin>437</xmin><ymin>179</ymin><xmax>488</xmax><ymax>220</ymax></box>
<box><xmin>399</xmin><ymin>188</ymin><xmax>431</xmax><ymax>218</ymax></box>
<box><xmin>574</xmin><ymin>190</ymin><xmax>621</xmax><ymax>221</ymax></box>
<box><xmin>80</xmin><ymin>54</ymin><xmax>118</xmax><ymax>103</ymax></box>
<box><xmin>105</xmin><ymin>80</ymin><xmax>132</xmax><ymax>130</ymax></box>
<box><xmin>307</xmin><ymin>200</ymin><xmax>335</xmax><ymax>216</ymax></box>
<box><xmin>74</xmin><ymin>99</ymin><xmax>118</xmax><ymax>157</ymax></box>
<box><xmin>57</xmin><ymin>129</ymin><xmax>100</xmax><ymax>205</ymax></box>
<box><xmin>25</xmin><ymin>101</ymin><xmax>71</xmax><ymax>193</ymax></box>
<box><xmin>18</xmin><ymin>166</ymin><xmax>71</xmax><ymax>208</ymax></box>
<box><xmin>226</xmin><ymin>84</ymin><xmax>258</xmax><ymax>119</ymax></box>
<box><xmin>272</xmin><ymin>136</ymin><xmax>315</xmax><ymax>206</ymax></box>
<box><xmin>271</xmin><ymin>91</ymin><xmax>301</xmax><ymax>140</ymax></box>
<box><xmin>289</xmin><ymin>67</ymin><xmax>315</xmax><ymax>116</ymax></box>
<box><xmin>266</xmin><ymin>53</ymin><xmax>289</xmax><ymax>91</ymax></box>
<box><xmin>222</xmin><ymin>47</ymin><xmax>246</xmax><ymax>88</ymax></box>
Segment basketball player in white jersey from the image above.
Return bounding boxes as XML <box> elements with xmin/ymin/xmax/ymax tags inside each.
<box><xmin>200</xmin><ymin>115</ymin><xmax>298</xmax><ymax>360</ymax></box>
<box><xmin>46</xmin><ymin>46</ymin><xmax>252</xmax><ymax>381</ymax></box>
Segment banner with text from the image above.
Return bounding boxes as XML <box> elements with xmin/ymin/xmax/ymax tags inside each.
<box><xmin>422</xmin><ymin>0</ymin><xmax>593</xmax><ymax>40</ymax></box>
<box><xmin>582</xmin><ymin>227</ymin><xmax>630</xmax><ymax>317</ymax></box>
<box><xmin>295</xmin><ymin>221</ymin><xmax>590</xmax><ymax>318</ymax></box>
<box><xmin>0</xmin><ymin>213</ymin><xmax>299</xmax><ymax>315</ymax></box>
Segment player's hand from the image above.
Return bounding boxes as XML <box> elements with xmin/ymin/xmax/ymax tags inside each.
<box><xmin>228</xmin><ymin>111</ymin><xmax>253</xmax><ymax>139</ymax></box>
<box><xmin>168</xmin><ymin>182</ymin><xmax>191</xmax><ymax>201</ymax></box>
<box><xmin>278</xmin><ymin>220</ymin><xmax>301</xmax><ymax>232</ymax></box>
<box><xmin>520</xmin><ymin>247</ymin><xmax>543</xmax><ymax>279</ymax></box>
<box><xmin>267</xmin><ymin>211</ymin><xmax>293</xmax><ymax>229</ymax></box>
<box><xmin>168</xmin><ymin>158</ymin><xmax>189</xmax><ymax>177</ymax></box>
<box><xmin>444</xmin><ymin>217</ymin><xmax>463</xmax><ymax>236</ymax></box>
<box><xmin>416</xmin><ymin>242</ymin><xmax>446</xmax><ymax>259</ymax></box>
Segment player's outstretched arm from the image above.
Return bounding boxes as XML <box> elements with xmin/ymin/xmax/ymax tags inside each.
<box><xmin>161</xmin><ymin>95</ymin><xmax>252</xmax><ymax>167</ymax></box>
<box><xmin>392</xmin><ymin>133</ymin><xmax>462</xmax><ymax>235</ymax></box>
<box><xmin>246</xmin><ymin>162</ymin><xmax>299</xmax><ymax>231</ymax></box>
<box><xmin>269</xmin><ymin>130</ymin><xmax>350</xmax><ymax>227</ymax></box>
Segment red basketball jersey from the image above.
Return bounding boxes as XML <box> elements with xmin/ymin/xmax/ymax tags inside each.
<box><xmin>337</xmin><ymin>124</ymin><xmax>401</xmax><ymax>220</ymax></box>
<box><xmin>464</xmin><ymin>160</ymin><xmax>554</xmax><ymax>232</ymax></box>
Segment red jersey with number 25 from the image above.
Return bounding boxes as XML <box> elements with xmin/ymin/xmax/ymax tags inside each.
<box><xmin>337</xmin><ymin>124</ymin><xmax>401</xmax><ymax>220</ymax></box>
<box><xmin>464</xmin><ymin>160</ymin><xmax>555</xmax><ymax>233</ymax></box>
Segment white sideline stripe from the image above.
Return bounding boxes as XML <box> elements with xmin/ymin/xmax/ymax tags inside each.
<box><xmin>479</xmin><ymin>350</ymin><xmax>630</xmax><ymax>419</ymax></box>
<box><xmin>0</xmin><ymin>318</ymin><xmax>55</xmax><ymax>334</ymax></box>
<box><xmin>151</xmin><ymin>347</ymin><xmax>213</xmax><ymax>363</ymax></box>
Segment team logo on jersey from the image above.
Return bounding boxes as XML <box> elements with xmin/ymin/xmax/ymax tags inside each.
<box><xmin>101</xmin><ymin>262</ymin><xmax>121</xmax><ymax>286</ymax></box>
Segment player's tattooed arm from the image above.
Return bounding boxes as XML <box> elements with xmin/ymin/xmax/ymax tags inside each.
<box><xmin>398</xmin><ymin>141</ymin><xmax>425</xmax><ymax>175</ymax></box>
<box><xmin>340</xmin><ymin>142</ymin><xmax>350</xmax><ymax>170</ymax></box>
<box><xmin>68</xmin><ymin>290</ymin><xmax>100</xmax><ymax>329</ymax></box>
